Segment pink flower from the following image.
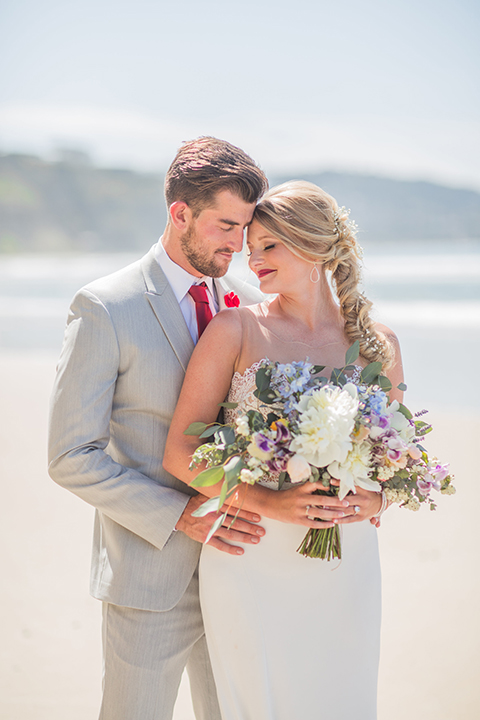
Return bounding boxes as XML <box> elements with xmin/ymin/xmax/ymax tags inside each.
<box><xmin>224</xmin><ymin>292</ymin><xmax>240</xmax><ymax>308</ymax></box>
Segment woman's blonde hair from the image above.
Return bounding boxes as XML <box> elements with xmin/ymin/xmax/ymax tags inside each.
<box><xmin>254</xmin><ymin>180</ymin><xmax>394</xmax><ymax>368</ymax></box>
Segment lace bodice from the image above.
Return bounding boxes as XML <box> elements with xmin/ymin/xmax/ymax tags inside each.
<box><xmin>224</xmin><ymin>360</ymin><xmax>363</xmax><ymax>488</ymax></box>
<box><xmin>225</xmin><ymin>359</ymin><xmax>269</xmax><ymax>424</ymax></box>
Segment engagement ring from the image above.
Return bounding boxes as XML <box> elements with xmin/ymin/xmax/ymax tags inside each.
<box><xmin>353</xmin><ymin>505</ymin><xmax>360</xmax><ymax>514</ymax></box>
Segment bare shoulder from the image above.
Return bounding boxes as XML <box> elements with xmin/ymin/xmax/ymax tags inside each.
<box><xmin>195</xmin><ymin>308</ymin><xmax>243</xmax><ymax>359</ymax></box>
<box><xmin>375</xmin><ymin>322</ymin><xmax>401</xmax><ymax>350</ymax></box>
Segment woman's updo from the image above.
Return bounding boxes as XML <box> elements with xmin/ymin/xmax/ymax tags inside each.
<box><xmin>253</xmin><ymin>180</ymin><xmax>394</xmax><ymax>369</ymax></box>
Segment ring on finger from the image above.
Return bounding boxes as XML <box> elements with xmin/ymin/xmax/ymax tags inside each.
<box><xmin>305</xmin><ymin>504</ymin><xmax>315</xmax><ymax>521</ymax></box>
<box><xmin>353</xmin><ymin>505</ymin><xmax>361</xmax><ymax>515</ymax></box>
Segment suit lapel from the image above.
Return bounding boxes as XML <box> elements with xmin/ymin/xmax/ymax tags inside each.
<box><xmin>141</xmin><ymin>248</ymin><xmax>194</xmax><ymax>373</ymax></box>
<box><xmin>215</xmin><ymin>277</ymin><xmax>228</xmax><ymax>310</ymax></box>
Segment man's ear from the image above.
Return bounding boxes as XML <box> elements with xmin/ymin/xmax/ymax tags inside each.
<box><xmin>169</xmin><ymin>201</ymin><xmax>193</xmax><ymax>231</ymax></box>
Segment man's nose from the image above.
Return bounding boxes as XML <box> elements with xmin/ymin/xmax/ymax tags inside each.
<box><xmin>228</xmin><ymin>228</ymin><xmax>245</xmax><ymax>253</ymax></box>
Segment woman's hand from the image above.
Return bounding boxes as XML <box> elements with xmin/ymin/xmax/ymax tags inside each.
<box><xmin>333</xmin><ymin>486</ymin><xmax>383</xmax><ymax>525</ymax></box>
<box><xmin>237</xmin><ymin>481</ymin><xmax>351</xmax><ymax>528</ymax></box>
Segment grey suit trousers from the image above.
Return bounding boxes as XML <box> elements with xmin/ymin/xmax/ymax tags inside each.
<box><xmin>99</xmin><ymin>568</ymin><xmax>221</xmax><ymax>720</ymax></box>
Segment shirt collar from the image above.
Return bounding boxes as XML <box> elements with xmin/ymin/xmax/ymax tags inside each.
<box><xmin>154</xmin><ymin>238</ymin><xmax>216</xmax><ymax>303</ymax></box>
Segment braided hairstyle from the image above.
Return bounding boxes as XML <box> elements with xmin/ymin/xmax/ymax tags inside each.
<box><xmin>253</xmin><ymin>181</ymin><xmax>394</xmax><ymax>369</ymax></box>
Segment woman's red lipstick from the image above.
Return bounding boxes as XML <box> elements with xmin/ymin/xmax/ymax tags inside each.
<box><xmin>258</xmin><ymin>269</ymin><xmax>274</xmax><ymax>278</ymax></box>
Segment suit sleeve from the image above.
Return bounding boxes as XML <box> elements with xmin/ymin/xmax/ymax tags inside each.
<box><xmin>48</xmin><ymin>289</ymin><xmax>190</xmax><ymax>551</ymax></box>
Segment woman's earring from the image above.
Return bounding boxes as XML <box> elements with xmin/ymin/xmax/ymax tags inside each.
<box><xmin>310</xmin><ymin>264</ymin><xmax>320</xmax><ymax>283</ymax></box>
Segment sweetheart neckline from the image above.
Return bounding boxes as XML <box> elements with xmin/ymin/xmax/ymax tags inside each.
<box><xmin>231</xmin><ymin>359</ymin><xmax>365</xmax><ymax>382</ymax></box>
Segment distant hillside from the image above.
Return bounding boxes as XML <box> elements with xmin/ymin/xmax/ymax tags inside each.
<box><xmin>275</xmin><ymin>171</ymin><xmax>480</xmax><ymax>245</ymax></box>
<box><xmin>1</xmin><ymin>152</ymin><xmax>479</xmax><ymax>253</ymax></box>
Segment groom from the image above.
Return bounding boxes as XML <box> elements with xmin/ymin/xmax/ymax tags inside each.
<box><xmin>48</xmin><ymin>137</ymin><xmax>268</xmax><ymax>720</ymax></box>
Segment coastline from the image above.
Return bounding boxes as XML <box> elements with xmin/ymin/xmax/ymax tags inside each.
<box><xmin>1</xmin><ymin>352</ymin><xmax>478</xmax><ymax>719</ymax></box>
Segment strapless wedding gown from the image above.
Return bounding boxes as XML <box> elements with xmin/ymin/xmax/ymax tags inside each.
<box><xmin>199</xmin><ymin>361</ymin><xmax>381</xmax><ymax>720</ymax></box>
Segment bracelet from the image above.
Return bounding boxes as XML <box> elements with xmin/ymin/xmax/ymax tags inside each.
<box><xmin>373</xmin><ymin>490</ymin><xmax>388</xmax><ymax>519</ymax></box>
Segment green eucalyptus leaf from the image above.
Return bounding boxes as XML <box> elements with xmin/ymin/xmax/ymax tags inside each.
<box><xmin>199</xmin><ymin>424</ymin><xmax>222</xmax><ymax>439</ymax></box>
<box><xmin>184</xmin><ymin>421</ymin><xmax>208</xmax><ymax>436</ymax></box>
<box><xmin>192</xmin><ymin>496</ymin><xmax>222</xmax><ymax>517</ymax></box>
<box><xmin>397</xmin><ymin>382</ymin><xmax>407</xmax><ymax>391</ymax></box>
<box><xmin>330</xmin><ymin>368</ymin><xmax>347</xmax><ymax>386</ymax></box>
<box><xmin>378</xmin><ymin>375</ymin><xmax>393</xmax><ymax>392</ymax></box>
<box><xmin>311</xmin><ymin>365</ymin><xmax>326</xmax><ymax>374</ymax></box>
<box><xmin>360</xmin><ymin>362</ymin><xmax>383</xmax><ymax>385</ymax></box>
<box><xmin>218</xmin><ymin>401</ymin><xmax>238</xmax><ymax>409</ymax></box>
<box><xmin>278</xmin><ymin>471</ymin><xmax>286</xmax><ymax>491</ymax></box>
<box><xmin>397</xmin><ymin>403</ymin><xmax>413</xmax><ymax>420</ymax></box>
<box><xmin>224</xmin><ymin>455</ymin><xmax>245</xmax><ymax>484</ymax></box>
<box><xmin>191</xmin><ymin>465</ymin><xmax>225</xmax><ymax>488</ymax></box>
<box><xmin>218</xmin><ymin>479</ymin><xmax>229</xmax><ymax>508</ymax></box>
<box><xmin>415</xmin><ymin>420</ymin><xmax>432</xmax><ymax>435</ymax></box>
<box><xmin>247</xmin><ymin>410</ymin><xmax>266</xmax><ymax>432</ymax></box>
<box><xmin>205</xmin><ymin>513</ymin><xmax>226</xmax><ymax>543</ymax></box>
<box><xmin>218</xmin><ymin>426</ymin><xmax>236</xmax><ymax>446</ymax></box>
<box><xmin>255</xmin><ymin>366</ymin><xmax>271</xmax><ymax>392</ymax></box>
<box><xmin>345</xmin><ymin>340</ymin><xmax>360</xmax><ymax>366</ymax></box>
<box><xmin>253</xmin><ymin>387</ymin><xmax>277</xmax><ymax>404</ymax></box>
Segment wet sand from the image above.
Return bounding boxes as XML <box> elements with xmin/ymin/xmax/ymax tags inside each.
<box><xmin>1</xmin><ymin>353</ymin><xmax>478</xmax><ymax>719</ymax></box>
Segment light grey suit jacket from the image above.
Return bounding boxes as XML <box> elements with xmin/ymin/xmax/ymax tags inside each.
<box><xmin>48</xmin><ymin>245</ymin><xmax>262</xmax><ymax>612</ymax></box>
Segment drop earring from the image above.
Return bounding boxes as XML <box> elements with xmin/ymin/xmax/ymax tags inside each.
<box><xmin>310</xmin><ymin>264</ymin><xmax>320</xmax><ymax>283</ymax></box>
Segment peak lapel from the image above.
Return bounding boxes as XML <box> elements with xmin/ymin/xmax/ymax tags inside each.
<box><xmin>141</xmin><ymin>248</ymin><xmax>194</xmax><ymax>373</ymax></box>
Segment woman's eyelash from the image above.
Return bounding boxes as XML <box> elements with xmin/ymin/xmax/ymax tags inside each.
<box><xmin>246</xmin><ymin>243</ymin><xmax>276</xmax><ymax>257</ymax></box>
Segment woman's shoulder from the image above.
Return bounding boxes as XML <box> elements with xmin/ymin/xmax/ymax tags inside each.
<box><xmin>374</xmin><ymin>321</ymin><xmax>401</xmax><ymax>349</ymax></box>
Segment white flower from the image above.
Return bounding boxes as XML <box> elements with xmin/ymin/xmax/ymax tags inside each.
<box><xmin>406</xmin><ymin>497</ymin><xmax>421</xmax><ymax>511</ymax></box>
<box><xmin>286</xmin><ymin>454</ymin><xmax>311</xmax><ymax>483</ymax></box>
<box><xmin>328</xmin><ymin>441</ymin><xmax>381</xmax><ymax>499</ymax></box>
<box><xmin>377</xmin><ymin>465</ymin><xmax>396</xmax><ymax>481</ymax></box>
<box><xmin>389</xmin><ymin>401</ymin><xmax>415</xmax><ymax>442</ymax></box>
<box><xmin>240</xmin><ymin>465</ymin><xmax>264</xmax><ymax>484</ymax></box>
<box><xmin>235</xmin><ymin>415</ymin><xmax>250</xmax><ymax>437</ymax></box>
<box><xmin>240</xmin><ymin>469</ymin><xmax>256</xmax><ymax>484</ymax></box>
<box><xmin>441</xmin><ymin>485</ymin><xmax>456</xmax><ymax>495</ymax></box>
<box><xmin>290</xmin><ymin>385</ymin><xmax>358</xmax><ymax>468</ymax></box>
<box><xmin>342</xmin><ymin>382</ymin><xmax>358</xmax><ymax>399</ymax></box>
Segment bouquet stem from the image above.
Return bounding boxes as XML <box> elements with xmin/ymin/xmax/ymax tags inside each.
<box><xmin>297</xmin><ymin>525</ymin><xmax>342</xmax><ymax>560</ymax></box>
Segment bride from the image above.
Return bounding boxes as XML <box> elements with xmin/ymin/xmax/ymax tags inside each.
<box><xmin>164</xmin><ymin>181</ymin><xmax>404</xmax><ymax>719</ymax></box>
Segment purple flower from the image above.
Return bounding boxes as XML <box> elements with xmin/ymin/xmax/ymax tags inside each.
<box><xmin>274</xmin><ymin>421</ymin><xmax>291</xmax><ymax>443</ymax></box>
<box><xmin>255</xmin><ymin>433</ymin><xmax>274</xmax><ymax>454</ymax></box>
<box><xmin>417</xmin><ymin>478</ymin><xmax>431</xmax><ymax>496</ymax></box>
<box><xmin>430</xmin><ymin>463</ymin><xmax>449</xmax><ymax>483</ymax></box>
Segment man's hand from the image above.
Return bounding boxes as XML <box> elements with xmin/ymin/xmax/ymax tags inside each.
<box><xmin>175</xmin><ymin>494</ymin><xmax>265</xmax><ymax>555</ymax></box>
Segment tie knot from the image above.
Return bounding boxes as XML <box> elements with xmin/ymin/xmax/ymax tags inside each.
<box><xmin>188</xmin><ymin>282</ymin><xmax>210</xmax><ymax>305</ymax></box>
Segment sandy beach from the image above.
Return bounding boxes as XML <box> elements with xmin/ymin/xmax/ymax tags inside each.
<box><xmin>1</xmin><ymin>352</ymin><xmax>479</xmax><ymax>720</ymax></box>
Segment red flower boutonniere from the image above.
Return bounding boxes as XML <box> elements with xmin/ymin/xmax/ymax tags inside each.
<box><xmin>224</xmin><ymin>291</ymin><xmax>240</xmax><ymax>308</ymax></box>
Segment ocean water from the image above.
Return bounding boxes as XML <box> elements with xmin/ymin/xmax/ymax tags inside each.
<box><xmin>1</xmin><ymin>240</ymin><xmax>479</xmax><ymax>411</ymax></box>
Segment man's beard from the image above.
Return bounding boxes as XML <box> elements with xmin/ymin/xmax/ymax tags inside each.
<box><xmin>180</xmin><ymin>225</ymin><xmax>233</xmax><ymax>278</ymax></box>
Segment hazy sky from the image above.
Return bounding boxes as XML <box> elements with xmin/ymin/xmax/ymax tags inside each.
<box><xmin>1</xmin><ymin>0</ymin><xmax>479</xmax><ymax>189</ymax></box>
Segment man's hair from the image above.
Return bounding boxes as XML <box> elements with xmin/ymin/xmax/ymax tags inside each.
<box><xmin>164</xmin><ymin>136</ymin><xmax>268</xmax><ymax>216</ymax></box>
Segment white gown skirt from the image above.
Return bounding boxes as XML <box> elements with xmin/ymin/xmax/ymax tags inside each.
<box><xmin>199</xmin><ymin>518</ymin><xmax>381</xmax><ymax>720</ymax></box>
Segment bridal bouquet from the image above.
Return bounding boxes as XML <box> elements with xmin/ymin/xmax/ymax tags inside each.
<box><xmin>185</xmin><ymin>341</ymin><xmax>455</xmax><ymax>560</ymax></box>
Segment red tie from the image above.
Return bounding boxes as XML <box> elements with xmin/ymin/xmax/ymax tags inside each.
<box><xmin>188</xmin><ymin>282</ymin><xmax>213</xmax><ymax>339</ymax></box>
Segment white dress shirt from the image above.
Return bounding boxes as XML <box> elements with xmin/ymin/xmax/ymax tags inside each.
<box><xmin>154</xmin><ymin>239</ymin><xmax>219</xmax><ymax>344</ymax></box>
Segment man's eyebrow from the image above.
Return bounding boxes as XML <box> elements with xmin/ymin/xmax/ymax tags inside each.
<box><xmin>219</xmin><ymin>218</ymin><xmax>240</xmax><ymax>226</ymax></box>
